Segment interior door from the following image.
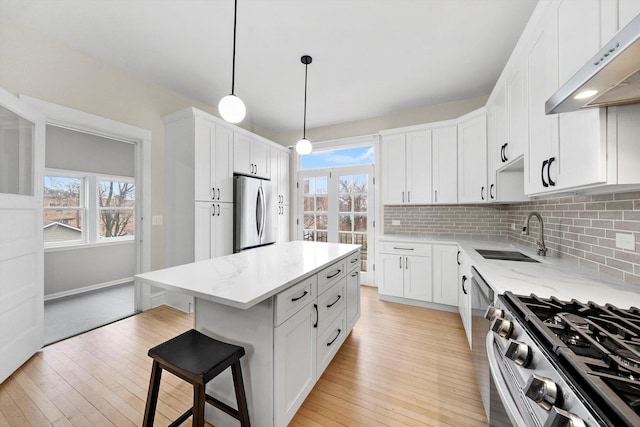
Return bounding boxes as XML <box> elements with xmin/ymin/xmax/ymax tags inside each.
<box><xmin>0</xmin><ymin>87</ymin><xmax>45</xmax><ymax>383</ymax></box>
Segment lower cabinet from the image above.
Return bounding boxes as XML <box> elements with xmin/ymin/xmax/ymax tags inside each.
<box><xmin>194</xmin><ymin>201</ymin><xmax>233</xmax><ymax>261</ymax></box>
<box><xmin>432</xmin><ymin>244</ymin><xmax>459</xmax><ymax>306</ymax></box>
<box><xmin>273</xmin><ymin>250</ymin><xmax>359</xmax><ymax>426</ymax></box>
<box><xmin>458</xmin><ymin>251</ymin><xmax>472</xmax><ymax>348</ymax></box>
<box><xmin>378</xmin><ymin>242</ymin><xmax>432</xmax><ymax>300</ymax></box>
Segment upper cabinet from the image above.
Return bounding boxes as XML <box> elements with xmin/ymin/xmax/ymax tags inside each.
<box><xmin>493</xmin><ymin>61</ymin><xmax>526</xmax><ymax>168</ymax></box>
<box><xmin>381</xmin><ymin>130</ymin><xmax>432</xmax><ymax>205</ymax></box>
<box><xmin>194</xmin><ymin>120</ymin><xmax>234</xmax><ymax>203</ymax></box>
<box><xmin>234</xmin><ymin>132</ymin><xmax>270</xmax><ymax>179</ymax></box>
<box><xmin>457</xmin><ymin>109</ymin><xmax>487</xmax><ymax>204</ymax></box>
<box><xmin>432</xmin><ymin>125</ymin><xmax>458</xmax><ymax>204</ymax></box>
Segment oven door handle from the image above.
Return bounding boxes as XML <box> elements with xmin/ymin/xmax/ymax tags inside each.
<box><xmin>486</xmin><ymin>332</ymin><xmax>528</xmax><ymax>427</ymax></box>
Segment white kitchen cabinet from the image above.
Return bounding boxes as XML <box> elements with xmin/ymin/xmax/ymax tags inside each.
<box><xmin>234</xmin><ymin>132</ymin><xmax>270</xmax><ymax>179</ymax></box>
<box><xmin>346</xmin><ymin>261</ymin><xmax>361</xmax><ymax>332</ymax></box>
<box><xmin>432</xmin><ymin>244</ymin><xmax>459</xmax><ymax>306</ymax></box>
<box><xmin>194</xmin><ymin>120</ymin><xmax>234</xmax><ymax>203</ymax></box>
<box><xmin>432</xmin><ymin>125</ymin><xmax>458</xmax><ymax>204</ymax></box>
<box><xmin>381</xmin><ymin>130</ymin><xmax>432</xmax><ymax>205</ymax></box>
<box><xmin>274</xmin><ymin>302</ymin><xmax>317</xmax><ymax>427</ymax></box>
<box><xmin>271</xmin><ymin>147</ymin><xmax>290</xmax><ymax>243</ymax></box>
<box><xmin>457</xmin><ymin>109</ymin><xmax>488</xmax><ymax>203</ymax></box>
<box><xmin>194</xmin><ymin>202</ymin><xmax>233</xmax><ymax>261</ymax></box>
<box><xmin>486</xmin><ymin>107</ymin><xmax>498</xmax><ymax>202</ymax></box>
<box><xmin>378</xmin><ymin>242</ymin><xmax>432</xmax><ymax>301</ymax></box>
<box><xmin>457</xmin><ymin>250</ymin><xmax>472</xmax><ymax>348</ymax></box>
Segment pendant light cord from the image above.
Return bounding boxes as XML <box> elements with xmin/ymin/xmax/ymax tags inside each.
<box><xmin>231</xmin><ymin>0</ymin><xmax>238</xmax><ymax>95</ymax></box>
<box><xmin>303</xmin><ymin>62</ymin><xmax>308</xmax><ymax>139</ymax></box>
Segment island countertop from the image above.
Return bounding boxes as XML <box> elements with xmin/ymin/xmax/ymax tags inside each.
<box><xmin>135</xmin><ymin>241</ymin><xmax>361</xmax><ymax>309</ymax></box>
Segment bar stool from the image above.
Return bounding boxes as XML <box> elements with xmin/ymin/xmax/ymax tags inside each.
<box><xmin>142</xmin><ymin>329</ymin><xmax>250</xmax><ymax>427</ymax></box>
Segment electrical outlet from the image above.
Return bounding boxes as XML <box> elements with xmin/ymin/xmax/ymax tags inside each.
<box><xmin>152</xmin><ymin>215</ymin><xmax>163</xmax><ymax>226</ymax></box>
<box><xmin>391</xmin><ymin>220</ymin><xmax>401</xmax><ymax>226</ymax></box>
<box><xmin>615</xmin><ymin>233</ymin><xmax>635</xmax><ymax>250</ymax></box>
<box><xmin>511</xmin><ymin>223</ymin><xmax>517</xmax><ymax>231</ymax></box>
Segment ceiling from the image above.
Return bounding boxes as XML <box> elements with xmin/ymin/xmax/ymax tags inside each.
<box><xmin>0</xmin><ymin>0</ymin><xmax>538</xmax><ymax>135</ymax></box>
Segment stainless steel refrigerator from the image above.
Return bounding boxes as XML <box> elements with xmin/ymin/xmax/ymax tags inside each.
<box><xmin>233</xmin><ymin>175</ymin><xmax>276</xmax><ymax>252</ymax></box>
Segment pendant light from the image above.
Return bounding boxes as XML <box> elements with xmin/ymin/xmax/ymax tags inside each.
<box><xmin>296</xmin><ymin>55</ymin><xmax>313</xmax><ymax>155</ymax></box>
<box><xmin>218</xmin><ymin>0</ymin><xmax>246</xmax><ymax>123</ymax></box>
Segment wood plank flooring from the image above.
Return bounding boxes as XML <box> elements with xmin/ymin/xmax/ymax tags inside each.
<box><xmin>0</xmin><ymin>286</ymin><xmax>487</xmax><ymax>426</ymax></box>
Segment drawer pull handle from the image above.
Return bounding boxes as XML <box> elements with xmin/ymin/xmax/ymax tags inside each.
<box><xmin>393</xmin><ymin>247</ymin><xmax>414</xmax><ymax>251</ymax></box>
<box><xmin>291</xmin><ymin>291</ymin><xmax>308</xmax><ymax>302</ymax></box>
<box><xmin>313</xmin><ymin>304</ymin><xmax>318</xmax><ymax>328</ymax></box>
<box><xmin>326</xmin><ymin>269</ymin><xmax>342</xmax><ymax>279</ymax></box>
<box><xmin>351</xmin><ymin>272</ymin><xmax>359</xmax><ymax>278</ymax></box>
<box><xmin>327</xmin><ymin>329</ymin><xmax>342</xmax><ymax>346</ymax></box>
<box><xmin>350</xmin><ymin>258</ymin><xmax>359</xmax><ymax>264</ymax></box>
<box><xmin>327</xmin><ymin>295</ymin><xmax>341</xmax><ymax>308</ymax></box>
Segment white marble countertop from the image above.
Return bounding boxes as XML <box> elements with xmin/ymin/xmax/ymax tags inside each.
<box><xmin>135</xmin><ymin>241</ymin><xmax>360</xmax><ymax>309</ymax></box>
<box><xmin>377</xmin><ymin>234</ymin><xmax>640</xmax><ymax>309</ymax></box>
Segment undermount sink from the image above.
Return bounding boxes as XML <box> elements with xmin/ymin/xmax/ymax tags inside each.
<box><xmin>475</xmin><ymin>249</ymin><xmax>540</xmax><ymax>263</ymax></box>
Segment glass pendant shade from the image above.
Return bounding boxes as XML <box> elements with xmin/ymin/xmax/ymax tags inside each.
<box><xmin>296</xmin><ymin>138</ymin><xmax>312</xmax><ymax>155</ymax></box>
<box><xmin>218</xmin><ymin>94</ymin><xmax>246</xmax><ymax>123</ymax></box>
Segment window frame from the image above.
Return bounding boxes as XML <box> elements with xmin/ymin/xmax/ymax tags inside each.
<box><xmin>44</xmin><ymin>168</ymin><xmax>135</xmax><ymax>248</ymax></box>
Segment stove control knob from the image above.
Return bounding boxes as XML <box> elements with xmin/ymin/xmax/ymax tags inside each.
<box><xmin>491</xmin><ymin>317</ymin><xmax>514</xmax><ymax>339</ymax></box>
<box><xmin>484</xmin><ymin>305</ymin><xmax>503</xmax><ymax>321</ymax></box>
<box><xmin>543</xmin><ymin>407</ymin><xmax>586</xmax><ymax>427</ymax></box>
<box><xmin>524</xmin><ymin>373</ymin><xmax>559</xmax><ymax>411</ymax></box>
<box><xmin>505</xmin><ymin>339</ymin><xmax>533</xmax><ymax>367</ymax></box>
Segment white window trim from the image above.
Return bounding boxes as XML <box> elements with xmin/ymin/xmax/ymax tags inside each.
<box><xmin>44</xmin><ymin>169</ymin><xmax>135</xmax><ymax>248</ymax></box>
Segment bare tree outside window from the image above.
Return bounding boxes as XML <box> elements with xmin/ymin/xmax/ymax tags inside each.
<box><xmin>99</xmin><ymin>180</ymin><xmax>135</xmax><ymax>238</ymax></box>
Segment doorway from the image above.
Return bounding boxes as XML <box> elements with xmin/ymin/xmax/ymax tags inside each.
<box><xmin>297</xmin><ymin>144</ymin><xmax>375</xmax><ymax>284</ymax></box>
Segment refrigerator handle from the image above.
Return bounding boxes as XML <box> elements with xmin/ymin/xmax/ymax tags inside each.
<box><xmin>259</xmin><ymin>185</ymin><xmax>266</xmax><ymax>238</ymax></box>
<box><xmin>256</xmin><ymin>187</ymin><xmax>262</xmax><ymax>237</ymax></box>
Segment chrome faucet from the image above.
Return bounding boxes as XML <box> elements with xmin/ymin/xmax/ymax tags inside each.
<box><xmin>522</xmin><ymin>212</ymin><xmax>547</xmax><ymax>256</ymax></box>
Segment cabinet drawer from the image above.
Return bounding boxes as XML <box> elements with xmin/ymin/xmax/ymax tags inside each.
<box><xmin>275</xmin><ymin>275</ymin><xmax>317</xmax><ymax>327</ymax></box>
<box><xmin>317</xmin><ymin>278</ymin><xmax>346</xmax><ymax>334</ymax></box>
<box><xmin>317</xmin><ymin>259</ymin><xmax>347</xmax><ymax>295</ymax></box>
<box><xmin>346</xmin><ymin>251</ymin><xmax>361</xmax><ymax>272</ymax></box>
<box><xmin>379</xmin><ymin>242</ymin><xmax>431</xmax><ymax>256</ymax></box>
<box><xmin>316</xmin><ymin>309</ymin><xmax>346</xmax><ymax>379</ymax></box>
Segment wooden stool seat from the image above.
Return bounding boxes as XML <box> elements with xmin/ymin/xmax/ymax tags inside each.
<box><xmin>143</xmin><ymin>329</ymin><xmax>250</xmax><ymax>427</ymax></box>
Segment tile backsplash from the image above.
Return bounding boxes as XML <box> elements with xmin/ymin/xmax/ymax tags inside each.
<box><xmin>383</xmin><ymin>190</ymin><xmax>640</xmax><ymax>285</ymax></box>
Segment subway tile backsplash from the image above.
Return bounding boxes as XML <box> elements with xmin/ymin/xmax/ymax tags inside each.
<box><xmin>383</xmin><ymin>190</ymin><xmax>640</xmax><ymax>286</ymax></box>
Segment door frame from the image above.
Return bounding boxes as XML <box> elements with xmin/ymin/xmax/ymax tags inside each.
<box><xmin>21</xmin><ymin>96</ymin><xmax>152</xmax><ymax>311</ymax></box>
<box><xmin>293</xmin><ymin>135</ymin><xmax>377</xmax><ymax>285</ymax></box>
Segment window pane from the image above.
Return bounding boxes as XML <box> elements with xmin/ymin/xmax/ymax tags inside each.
<box><xmin>99</xmin><ymin>180</ymin><xmax>135</xmax><ymax>239</ymax></box>
<box><xmin>315</xmin><ymin>176</ymin><xmax>327</xmax><ymax>193</ymax></box>
<box><xmin>354</xmin><ymin>194</ymin><xmax>367</xmax><ymax>212</ymax></box>
<box><xmin>353</xmin><ymin>174</ymin><xmax>367</xmax><ymax>192</ymax></box>
<box><xmin>316</xmin><ymin>214</ymin><xmax>328</xmax><ymax>230</ymax></box>
<box><xmin>0</xmin><ymin>106</ymin><xmax>34</xmax><ymax>196</ymax></box>
<box><xmin>303</xmin><ymin>178</ymin><xmax>314</xmax><ymax>194</ymax></box>
<box><xmin>301</xmin><ymin>146</ymin><xmax>374</xmax><ymax>169</ymax></box>
<box><xmin>339</xmin><ymin>214</ymin><xmax>353</xmax><ymax>231</ymax></box>
<box><xmin>43</xmin><ymin>210</ymin><xmax>83</xmax><ymax>243</ymax></box>
<box><xmin>303</xmin><ymin>196</ymin><xmax>315</xmax><ymax>211</ymax></box>
<box><xmin>316</xmin><ymin>231</ymin><xmax>327</xmax><ymax>242</ymax></box>
<box><xmin>339</xmin><ymin>176</ymin><xmax>352</xmax><ymax>193</ymax></box>
<box><xmin>316</xmin><ymin>195</ymin><xmax>328</xmax><ymax>212</ymax></box>
<box><xmin>339</xmin><ymin>194</ymin><xmax>352</xmax><ymax>213</ymax></box>
<box><xmin>354</xmin><ymin>214</ymin><xmax>367</xmax><ymax>232</ymax></box>
<box><xmin>303</xmin><ymin>214</ymin><xmax>315</xmax><ymax>229</ymax></box>
<box><xmin>44</xmin><ymin>176</ymin><xmax>81</xmax><ymax>207</ymax></box>
<box><xmin>338</xmin><ymin>232</ymin><xmax>352</xmax><ymax>244</ymax></box>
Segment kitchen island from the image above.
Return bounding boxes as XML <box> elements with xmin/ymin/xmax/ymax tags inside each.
<box><xmin>135</xmin><ymin>241</ymin><xmax>361</xmax><ymax>427</ymax></box>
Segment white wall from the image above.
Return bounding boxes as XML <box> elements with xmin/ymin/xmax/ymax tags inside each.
<box><xmin>1</xmin><ymin>16</ymin><xmax>489</xmax><ymax>271</ymax></box>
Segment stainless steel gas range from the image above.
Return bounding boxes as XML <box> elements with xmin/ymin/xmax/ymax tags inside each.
<box><xmin>485</xmin><ymin>292</ymin><xmax>640</xmax><ymax>426</ymax></box>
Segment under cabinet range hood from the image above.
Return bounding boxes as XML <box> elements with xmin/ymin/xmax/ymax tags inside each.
<box><xmin>546</xmin><ymin>13</ymin><xmax>640</xmax><ymax>114</ymax></box>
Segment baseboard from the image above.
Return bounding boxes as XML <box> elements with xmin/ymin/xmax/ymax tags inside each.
<box><xmin>45</xmin><ymin>278</ymin><xmax>133</xmax><ymax>301</ymax></box>
<box><xmin>378</xmin><ymin>294</ymin><xmax>459</xmax><ymax>313</ymax></box>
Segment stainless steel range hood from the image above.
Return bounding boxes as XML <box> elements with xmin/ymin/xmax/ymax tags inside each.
<box><xmin>546</xmin><ymin>13</ymin><xmax>640</xmax><ymax>114</ymax></box>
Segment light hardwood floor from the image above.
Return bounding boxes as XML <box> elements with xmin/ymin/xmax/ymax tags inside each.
<box><xmin>0</xmin><ymin>286</ymin><xmax>487</xmax><ymax>426</ymax></box>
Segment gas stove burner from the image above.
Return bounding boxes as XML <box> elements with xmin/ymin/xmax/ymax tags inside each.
<box><xmin>614</xmin><ymin>349</ymin><xmax>640</xmax><ymax>373</ymax></box>
<box><xmin>557</xmin><ymin>330</ymin><xmax>591</xmax><ymax>348</ymax></box>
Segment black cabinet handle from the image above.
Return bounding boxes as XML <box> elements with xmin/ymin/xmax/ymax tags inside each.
<box><xmin>393</xmin><ymin>247</ymin><xmax>414</xmax><ymax>251</ymax></box>
<box><xmin>212</xmin><ymin>187</ymin><xmax>215</xmax><ymax>200</ymax></box>
<box><xmin>500</xmin><ymin>144</ymin><xmax>504</xmax><ymax>162</ymax></box>
<box><xmin>481</xmin><ymin>186</ymin><xmax>485</xmax><ymax>200</ymax></box>
<box><xmin>351</xmin><ymin>271</ymin><xmax>359</xmax><ymax>278</ymax></box>
<box><xmin>503</xmin><ymin>143</ymin><xmax>509</xmax><ymax>162</ymax></box>
<box><xmin>327</xmin><ymin>329</ymin><xmax>342</xmax><ymax>346</ymax></box>
<box><xmin>291</xmin><ymin>290</ymin><xmax>308</xmax><ymax>302</ymax></box>
<box><xmin>456</xmin><ymin>250</ymin><xmax>461</xmax><ymax>266</ymax></box>
<box><xmin>541</xmin><ymin>159</ymin><xmax>549</xmax><ymax>187</ymax></box>
<box><xmin>490</xmin><ymin>184</ymin><xmax>495</xmax><ymax>200</ymax></box>
<box><xmin>405</xmin><ymin>256</ymin><xmax>409</xmax><ymax>269</ymax></box>
<box><xmin>217</xmin><ymin>204</ymin><xmax>221</xmax><ymax>216</ymax></box>
<box><xmin>313</xmin><ymin>304</ymin><xmax>318</xmax><ymax>328</ymax></box>
<box><xmin>217</xmin><ymin>188</ymin><xmax>220</xmax><ymax>200</ymax></box>
<box><xmin>326</xmin><ymin>269</ymin><xmax>342</xmax><ymax>279</ymax></box>
<box><xmin>327</xmin><ymin>294</ymin><xmax>341</xmax><ymax>308</ymax></box>
<box><xmin>462</xmin><ymin>275</ymin><xmax>468</xmax><ymax>295</ymax></box>
<box><xmin>350</xmin><ymin>258</ymin><xmax>359</xmax><ymax>264</ymax></box>
<box><xmin>547</xmin><ymin>157</ymin><xmax>556</xmax><ymax>187</ymax></box>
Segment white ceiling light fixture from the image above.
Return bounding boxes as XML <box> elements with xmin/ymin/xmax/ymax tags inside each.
<box><xmin>296</xmin><ymin>55</ymin><xmax>313</xmax><ymax>156</ymax></box>
<box><xmin>218</xmin><ymin>0</ymin><xmax>246</xmax><ymax>123</ymax></box>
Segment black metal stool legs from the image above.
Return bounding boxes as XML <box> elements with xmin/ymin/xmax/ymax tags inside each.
<box><xmin>231</xmin><ymin>361</ymin><xmax>250</xmax><ymax>427</ymax></box>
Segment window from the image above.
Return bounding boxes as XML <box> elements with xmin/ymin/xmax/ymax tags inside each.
<box><xmin>44</xmin><ymin>171</ymin><xmax>135</xmax><ymax>246</ymax></box>
<box><xmin>300</xmin><ymin>145</ymin><xmax>373</xmax><ymax>169</ymax></box>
